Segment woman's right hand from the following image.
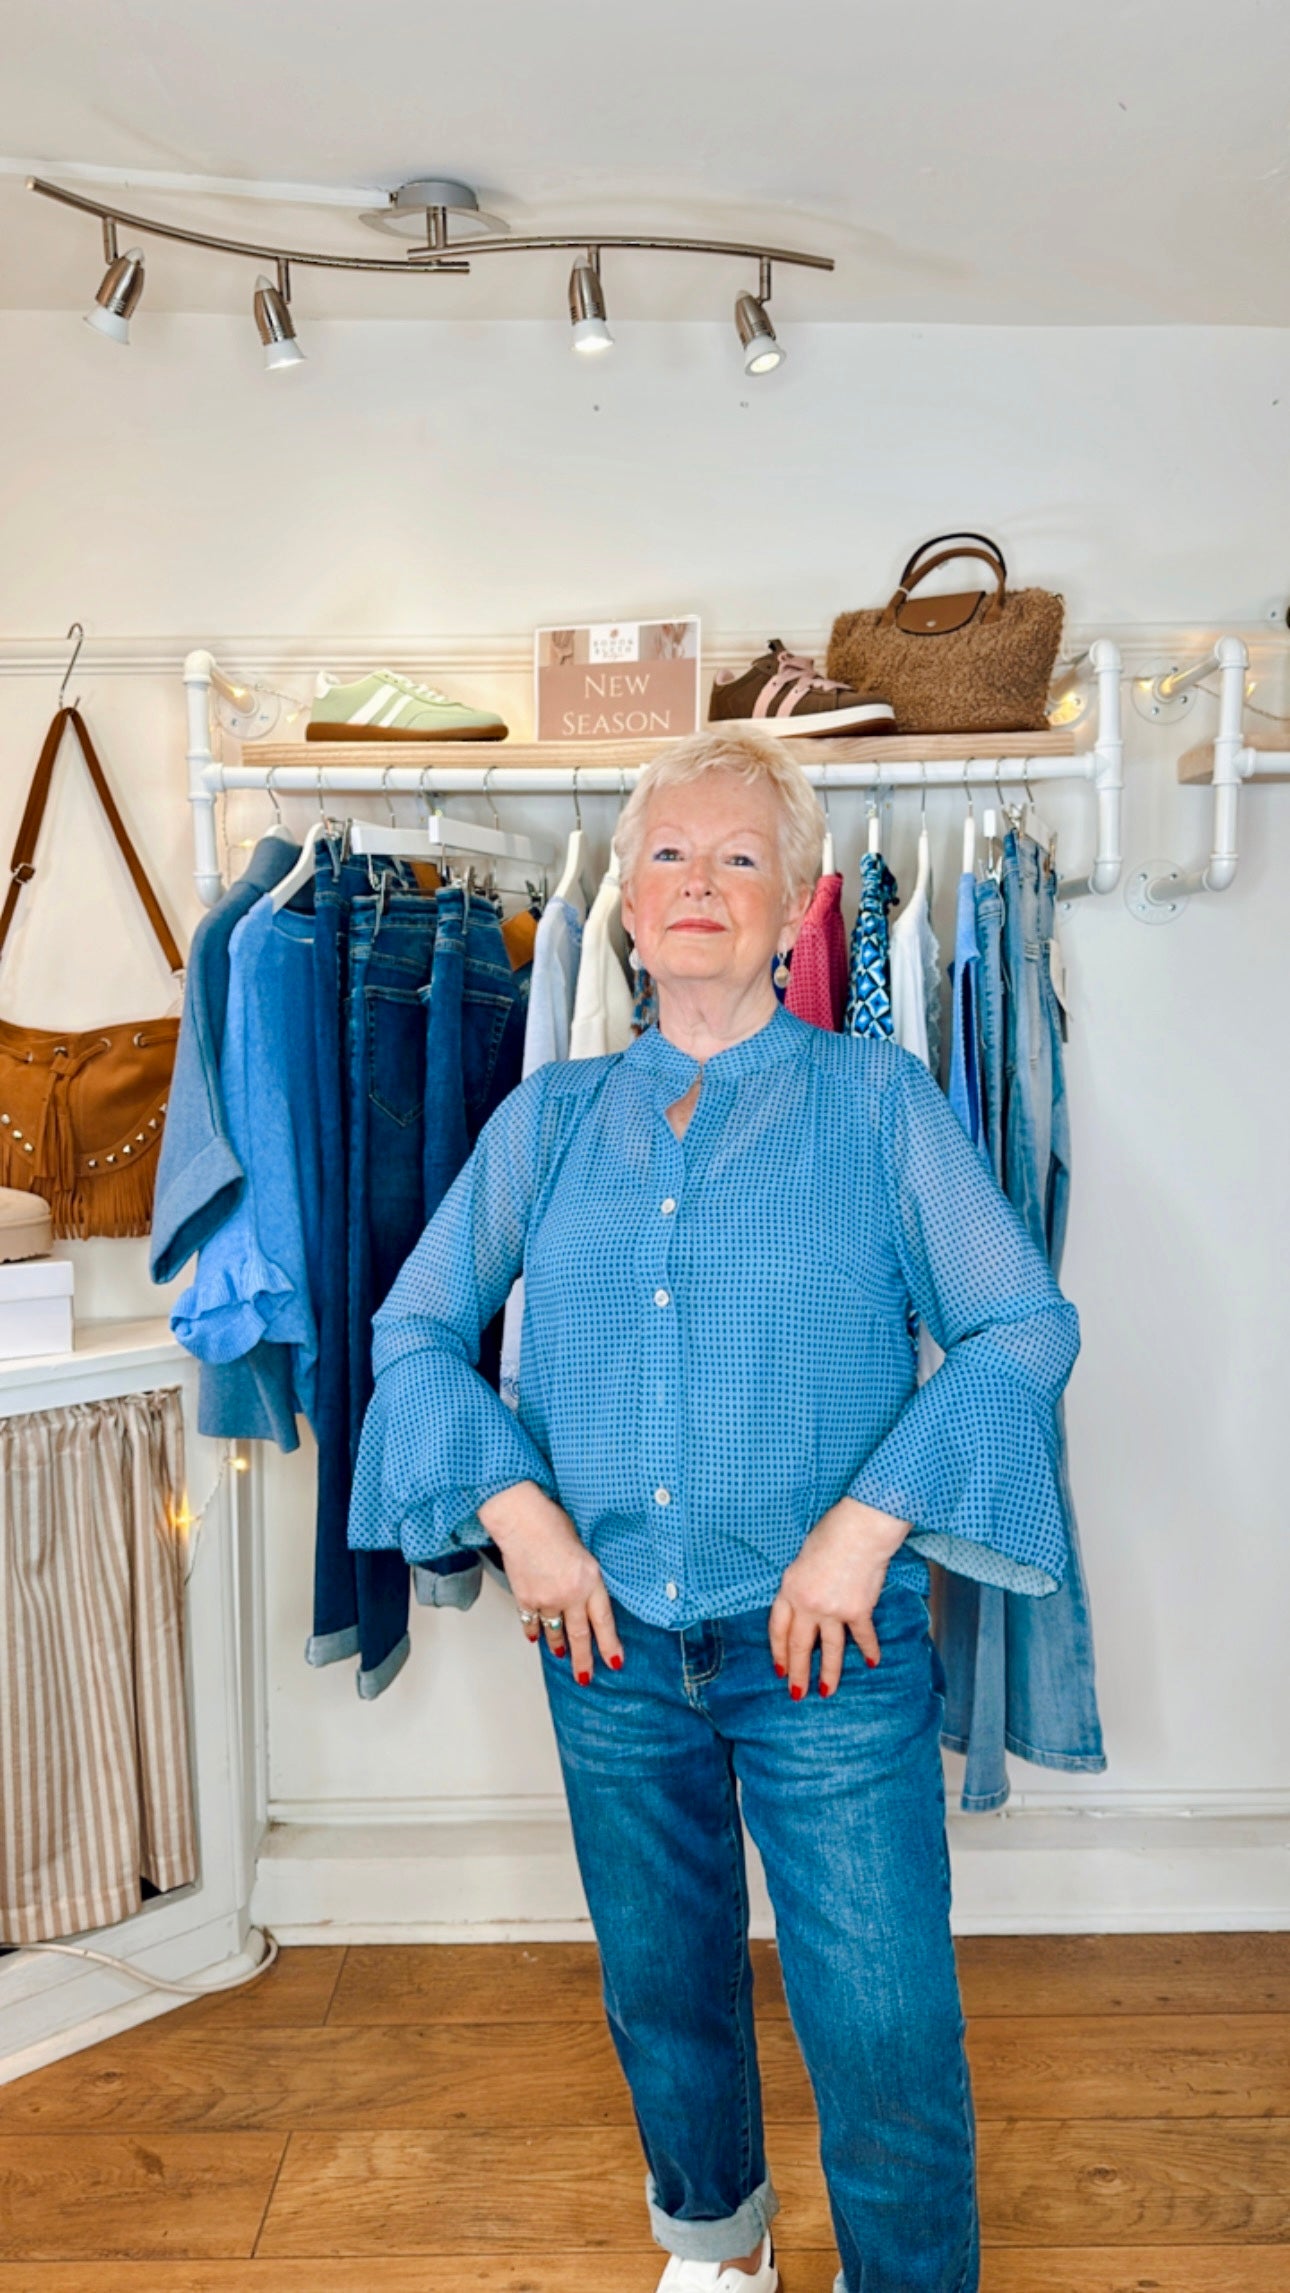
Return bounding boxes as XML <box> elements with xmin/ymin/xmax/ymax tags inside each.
<box><xmin>476</xmin><ymin>1480</ymin><xmax>623</xmax><ymax>1684</ymax></box>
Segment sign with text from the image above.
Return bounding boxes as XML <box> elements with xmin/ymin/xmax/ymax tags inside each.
<box><xmin>535</xmin><ymin>618</ymin><xmax>701</xmax><ymax>742</ymax></box>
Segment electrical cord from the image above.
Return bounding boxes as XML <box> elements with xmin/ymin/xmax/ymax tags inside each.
<box><xmin>11</xmin><ymin>1927</ymin><xmax>279</xmax><ymax>1997</ymax></box>
<box><xmin>1197</xmin><ymin>679</ymin><xmax>1290</xmax><ymax>724</ymax></box>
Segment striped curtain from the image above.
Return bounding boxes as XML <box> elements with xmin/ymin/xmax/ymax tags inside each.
<box><xmin>0</xmin><ymin>1387</ymin><xmax>198</xmax><ymax>1944</ymax></box>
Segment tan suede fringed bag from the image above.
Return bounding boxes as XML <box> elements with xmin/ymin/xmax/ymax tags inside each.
<box><xmin>0</xmin><ymin>709</ymin><xmax>183</xmax><ymax>1238</ymax></box>
<box><xmin>826</xmin><ymin>533</ymin><xmax>1065</xmax><ymax>734</ymax></box>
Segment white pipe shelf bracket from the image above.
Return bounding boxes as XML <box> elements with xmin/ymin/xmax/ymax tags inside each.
<box><xmin>184</xmin><ymin>641</ymin><xmax>1125</xmax><ymax>909</ymax></box>
<box><xmin>1125</xmin><ymin>635</ymin><xmax>1278</xmax><ymax>924</ymax></box>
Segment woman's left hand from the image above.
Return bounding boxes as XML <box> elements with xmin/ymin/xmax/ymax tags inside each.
<box><xmin>769</xmin><ymin>1498</ymin><xmax>912</xmax><ymax>1699</ymax></box>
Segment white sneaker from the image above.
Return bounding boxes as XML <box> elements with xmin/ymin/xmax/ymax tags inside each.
<box><xmin>656</xmin><ymin>2231</ymin><xmax>778</xmax><ymax>2292</ymax></box>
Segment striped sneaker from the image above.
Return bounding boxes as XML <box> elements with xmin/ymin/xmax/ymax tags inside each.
<box><xmin>709</xmin><ymin>641</ymin><xmax>894</xmax><ymax>736</ymax></box>
<box><xmin>307</xmin><ymin>671</ymin><xmax>508</xmax><ymax>741</ymax></box>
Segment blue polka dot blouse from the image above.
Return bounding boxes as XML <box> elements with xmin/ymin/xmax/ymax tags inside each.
<box><xmin>347</xmin><ymin>1001</ymin><xmax>1079</xmax><ymax>1627</ymax></box>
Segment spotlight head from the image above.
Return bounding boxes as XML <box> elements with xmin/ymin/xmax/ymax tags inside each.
<box><xmin>569</xmin><ymin>259</ymin><xmax>613</xmax><ymax>355</ymax></box>
<box><xmin>253</xmin><ymin>274</ymin><xmax>305</xmax><ymax>369</ymax></box>
<box><xmin>735</xmin><ymin>290</ymin><xmax>784</xmax><ymax>375</ymax></box>
<box><xmin>84</xmin><ymin>247</ymin><xmax>145</xmax><ymax>344</ymax></box>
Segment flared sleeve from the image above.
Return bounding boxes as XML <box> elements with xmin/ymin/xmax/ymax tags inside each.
<box><xmin>347</xmin><ymin>1066</ymin><xmax>560</xmax><ymax>1562</ymax></box>
<box><xmin>847</xmin><ymin>1050</ymin><xmax>1080</xmax><ymax>1596</ymax></box>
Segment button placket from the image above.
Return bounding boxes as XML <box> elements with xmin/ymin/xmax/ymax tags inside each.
<box><xmin>646</xmin><ymin>1130</ymin><xmax>685</xmax><ymax>1595</ymax></box>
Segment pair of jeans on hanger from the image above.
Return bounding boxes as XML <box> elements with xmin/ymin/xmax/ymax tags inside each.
<box><xmin>542</xmin><ymin>1580</ymin><xmax>979</xmax><ymax>2293</ymax></box>
<box><xmin>936</xmin><ymin>832</ymin><xmax>1106</xmax><ymax>1808</ymax></box>
<box><xmin>309</xmin><ymin>853</ymin><xmax>527</xmax><ymax>1698</ymax></box>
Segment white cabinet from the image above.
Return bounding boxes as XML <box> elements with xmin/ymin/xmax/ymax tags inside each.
<box><xmin>0</xmin><ymin>1319</ymin><xmax>269</xmax><ymax>2083</ymax></box>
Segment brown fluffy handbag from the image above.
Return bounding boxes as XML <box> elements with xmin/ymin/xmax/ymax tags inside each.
<box><xmin>0</xmin><ymin>709</ymin><xmax>183</xmax><ymax>1239</ymax></box>
<box><xmin>826</xmin><ymin>533</ymin><xmax>1065</xmax><ymax>734</ymax></box>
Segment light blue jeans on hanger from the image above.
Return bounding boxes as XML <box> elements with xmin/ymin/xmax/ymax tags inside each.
<box><xmin>937</xmin><ymin>836</ymin><xmax>1106</xmax><ymax>1809</ymax></box>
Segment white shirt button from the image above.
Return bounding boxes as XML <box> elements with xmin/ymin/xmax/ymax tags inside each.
<box><xmin>665</xmin><ymin>1581</ymin><xmax>679</xmax><ymax>1601</ymax></box>
<box><xmin>661</xmin><ymin>1198</ymin><xmax>677</xmax><ymax>1215</ymax></box>
<box><xmin>654</xmin><ymin>1485</ymin><xmax>671</xmax><ymax>1506</ymax></box>
<box><xmin>654</xmin><ymin>1288</ymin><xmax>670</xmax><ymax>1308</ymax></box>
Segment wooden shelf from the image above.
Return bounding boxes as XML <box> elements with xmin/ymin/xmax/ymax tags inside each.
<box><xmin>1179</xmin><ymin>734</ymin><xmax>1290</xmax><ymax>784</ymax></box>
<box><xmin>253</xmin><ymin>728</ymin><xmax>1079</xmax><ymax>774</ymax></box>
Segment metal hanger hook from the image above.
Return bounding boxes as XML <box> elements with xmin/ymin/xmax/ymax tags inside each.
<box><xmin>919</xmin><ymin>759</ymin><xmax>927</xmax><ymax>826</ymax></box>
<box><xmin>265</xmin><ymin>764</ymin><xmax>284</xmax><ymax>829</ymax></box>
<box><xmin>570</xmin><ymin>762</ymin><xmax>584</xmax><ymax>830</ymax></box>
<box><xmin>962</xmin><ymin>755</ymin><xmax>975</xmax><ymax>820</ymax></box>
<box><xmin>481</xmin><ymin>762</ymin><xmax>501</xmax><ymax>833</ymax></box>
<box><xmin>381</xmin><ymin>762</ymin><xmax>398</xmax><ymax>826</ymax></box>
<box><xmin>59</xmin><ymin>621</ymin><xmax>84</xmax><ymax>711</ymax></box>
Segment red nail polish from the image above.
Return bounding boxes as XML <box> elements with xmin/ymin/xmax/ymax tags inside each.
<box><xmin>577</xmin><ymin>1670</ymin><xmax>591</xmax><ymax>1686</ymax></box>
<box><xmin>773</xmin><ymin>1663</ymin><xmax>786</xmax><ymax>1679</ymax></box>
<box><xmin>819</xmin><ymin>1681</ymin><xmax>832</xmax><ymax>1697</ymax></box>
<box><xmin>554</xmin><ymin>1644</ymin><xmax>567</xmax><ymax>1658</ymax></box>
<box><xmin>609</xmin><ymin>1655</ymin><xmax>623</xmax><ymax>1670</ymax></box>
<box><xmin>790</xmin><ymin>1684</ymin><xmax>804</xmax><ymax>1701</ymax></box>
<box><xmin>865</xmin><ymin>1655</ymin><xmax>879</xmax><ymax>1669</ymax></box>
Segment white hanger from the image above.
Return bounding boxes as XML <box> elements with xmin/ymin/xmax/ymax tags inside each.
<box><xmin>348</xmin><ymin>764</ymin><xmax>557</xmax><ymax>877</ymax></box>
<box><xmin>553</xmin><ymin>764</ymin><xmax>589</xmax><ymax>913</ymax></box>
<box><xmin>867</xmin><ymin>796</ymin><xmax>882</xmax><ymax>856</ymax></box>
<box><xmin>269</xmin><ymin>762</ymin><xmax>335</xmax><ymax>911</ymax></box>
<box><xmin>819</xmin><ymin>777</ymin><xmax>835</xmax><ymax>876</ymax></box>
<box><xmin>270</xmin><ymin>817</ymin><xmax>324</xmax><ymax>910</ymax></box>
<box><xmin>961</xmin><ymin>761</ymin><xmax>977</xmax><ymax>875</ymax></box>
<box><xmin>263</xmin><ymin>764</ymin><xmax>297</xmax><ymax>843</ymax></box>
<box><xmin>911</xmin><ymin>763</ymin><xmax>932</xmax><ymax>903</ymax></box>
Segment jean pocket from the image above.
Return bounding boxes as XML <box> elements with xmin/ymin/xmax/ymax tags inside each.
<box><xmin>366</xmin><ymin>986</ymin><xmax>426</xmax><ymax>1127</ymax></box>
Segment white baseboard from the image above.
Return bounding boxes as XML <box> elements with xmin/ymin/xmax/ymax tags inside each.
<box><xmin>0</xmin><ymin>1903</ymin><xmax>270</xmax><ymax>2084</ymax></box>
<box><xmin>252</xmin><ymin>1804</ymin><xmax>1290</xmax><ymax>1944</ymax></box>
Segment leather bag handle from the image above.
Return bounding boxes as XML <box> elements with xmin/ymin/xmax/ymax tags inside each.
<box><xmin>881</xmin><ymin>538</ymin><xmax>1008</xmax><ymax>630</ymax></box>
<box><xmin>898</xmin><ymin>531</ymin><xmax>1008</xmax><ymax>588</ymax></box>
<box><xmin>0</xmin><ymin>708</ymin><xmax>184</xmax><ymax>974</ymax></box>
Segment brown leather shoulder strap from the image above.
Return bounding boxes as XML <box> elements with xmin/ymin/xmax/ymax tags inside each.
<box><xmin>0</xmin><ymin>708</ymin><xmax>184</xmax><ymax>974</ymax></box>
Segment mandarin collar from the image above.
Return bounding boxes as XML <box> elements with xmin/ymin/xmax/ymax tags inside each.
<box><xmin>622</xmin><ymin>1000</ymin><xmax>809</xmax><ymax>1092</ymax></box>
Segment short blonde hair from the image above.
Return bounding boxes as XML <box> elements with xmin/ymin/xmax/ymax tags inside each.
<box><xmin>612</xmin><ymin>728</ymin><xmax>825</xmax><ymax>897</ymax></box>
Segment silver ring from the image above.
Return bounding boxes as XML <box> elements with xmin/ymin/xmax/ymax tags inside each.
<box><xmin>540</xmin><ymin>1612</ymin><xmax>565</xmax><ymax>1631</ymax></box>
<box><xmin>516</xmin><ymin>1607</ymin><xmax>540</xmax><ymax>1626</ymax></box>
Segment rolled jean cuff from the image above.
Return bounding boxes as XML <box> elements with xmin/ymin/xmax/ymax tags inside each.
<box><xmin>645</xmin><ymin>2169</ymin><xmax>779</xmax><ymax>2262</ymax></box>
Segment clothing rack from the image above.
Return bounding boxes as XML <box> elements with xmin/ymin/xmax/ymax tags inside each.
<box><xmin>184</xmin><ymin>640</ymin><xmax>1125</xmax><ymax>909</ymax></box>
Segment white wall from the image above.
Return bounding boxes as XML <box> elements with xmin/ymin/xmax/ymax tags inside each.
<box><xmin>0</xmin><ymin>313</ymin><xmax>1286</xmax><ymax>1922</ymax></box>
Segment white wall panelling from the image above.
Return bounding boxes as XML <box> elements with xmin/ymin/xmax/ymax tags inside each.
<box><xmin>0</xmin><ymin>313</ymin><xmax>1286</xmax><ymax>1952</ymax></box>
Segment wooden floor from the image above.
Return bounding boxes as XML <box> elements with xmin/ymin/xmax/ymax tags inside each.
<box><xmin>1</xmin><ymin>1934</ymin><xmax>1288</xmax><ymax>2290</ymax></box>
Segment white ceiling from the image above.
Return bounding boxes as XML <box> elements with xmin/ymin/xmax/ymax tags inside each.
<box><xmin>3</xmin><ymin>0</ymin><xmax>1290</xmax><ymax>324</ymax></box>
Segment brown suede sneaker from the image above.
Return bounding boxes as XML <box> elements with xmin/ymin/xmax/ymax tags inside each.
<box><xmin>710</xmin><ymin>641</ymin><xmax>895</xmax><ymax>736</ymax></box>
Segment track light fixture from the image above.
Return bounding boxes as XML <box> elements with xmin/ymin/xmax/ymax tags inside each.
<box><xmin>33</xmin><ymin>175</ymin><xmax>832</xmax><ymax>374</ymax></box>
<box><xmin>735</xmin><ymin>259</ymin><xmax>784</xmax><ymax>376</ymax></box>
<box><xmin>253</xmin><ymin>261</ymin><xmax>305</xmax><ymax>370</ymax></box>
<box><xmin>568</xmin><ymin>252</ymin><xmax>613</xmax><ymax>356</ymax></box>
<box><xmin>84</xmin><ymin>219</ymin><xmax>145</xmax><ymax>345</ymax></box>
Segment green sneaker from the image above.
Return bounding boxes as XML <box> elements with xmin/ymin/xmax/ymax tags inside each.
<box><xmin>308</xmin><ymin>671</ymin><xmax>508</xmax><ymax>741</ymax></box>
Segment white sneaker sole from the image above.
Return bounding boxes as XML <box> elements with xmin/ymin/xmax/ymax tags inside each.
<box><xmin>713</xmin><ymin>701</ymin><xmax>895</xmax><ymax>737</ymax></box>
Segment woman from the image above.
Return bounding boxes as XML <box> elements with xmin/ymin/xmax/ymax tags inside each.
<box><xmin>349</xmin><ymin>730</ymin><xmax>1079</xmax><ymax>2293</ymax></box>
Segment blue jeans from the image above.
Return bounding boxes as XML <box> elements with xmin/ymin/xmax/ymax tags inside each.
<box><xmin>937</xmin><ymin>838</ymin><xmax>1105</xmax><ymax>1808</ymax></box>
<box><xmin>339</xmin><ymin>879</ymin><xmax>528</xmax><ymax>1629</ymax></box>
<box><xmin>308</xmin><ymin>849</ymin><xmax>417</xmax><ymax>1691</ymax></box>
<box><xmin>542</xmin><ymin>1582</ymin><xmax>979</xmax><ymax>2293</ymax></box>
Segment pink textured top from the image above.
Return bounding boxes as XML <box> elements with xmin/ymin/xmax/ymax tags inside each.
<box><xmin>785</xmin><ymin>872</ymin><xmax>848</xmax><ymax>1032</ymax></box>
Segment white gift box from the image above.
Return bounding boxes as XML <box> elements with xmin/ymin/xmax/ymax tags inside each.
<box><xmin>0</xmin><ymin>1257</ymin><xmax>74</xmax><ymax>1359</ymax></box>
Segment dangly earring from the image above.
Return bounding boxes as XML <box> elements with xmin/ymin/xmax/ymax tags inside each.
<box><xmin>773</xmin><ymin>950</ymin><xmax>791</xmax><ymax>989</ymax></box>
<box><xmin>628</xmin><ymin>938</ymin><xmax>657</xmax><ymax>1031</ymax></box>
